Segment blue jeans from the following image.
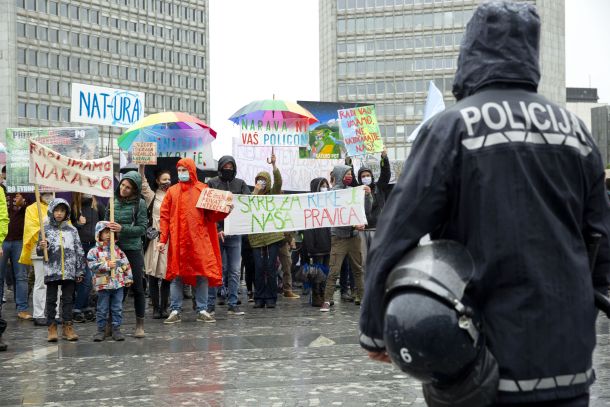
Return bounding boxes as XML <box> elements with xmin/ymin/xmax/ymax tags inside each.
<box><xmin>0</xmin><ymin>240</ymin><xmax>29</xmax><ymax>312</ymax></box>
<box><xmin>208</xmin><ymin>235</ymin><xmax>241</xmax><ymax>309</ymax></box>
<box><xmin>170</xmin><ymin>276</ymin><xmax>209</xmax><ymax>313</ymax></box>
<box><xmin>74</xmin><ymin>242</ymin><xmax>94</xmax><ymax>314</ymax></box>
<box><xmin>96</xmin><ymin>288</ymin><xmax>124</xmax><ymax>329</ymax></box>
<box><xmin>252</xmin><ymin>242</ymin><xmax>281</xmax><ymax>305</ymax></box>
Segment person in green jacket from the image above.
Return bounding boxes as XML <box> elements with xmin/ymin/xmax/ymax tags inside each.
<box><xmin>106</xmin><ymin>171</ymin><xmax>148</xmax><ymax>338</ymax></box>
<box><xmin>248</xmin><ymin>153</ymin><xmax>284</xmax><ymax>309</ymax></box>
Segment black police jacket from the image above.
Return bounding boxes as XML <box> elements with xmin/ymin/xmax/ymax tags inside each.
<box><xmin>360</xmin><ymin>2</ymin><xmax>610</xmax><ymax>404</ymax></box>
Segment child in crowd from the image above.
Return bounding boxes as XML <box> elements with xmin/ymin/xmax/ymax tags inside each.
<box><xmin>37</xmin><ymin>198</ymin><xmax>85</xmax><ymax>342</ymax></box>
<box><xmin>88</xmin><ymin>221</ymin><xmax>133</xmax><ymax>342</ymax></box>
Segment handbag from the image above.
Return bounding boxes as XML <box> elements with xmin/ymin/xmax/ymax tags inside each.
<box><xmin>143</xmin><ymin>197</ymin><xmax>158</xmax><ymax>251</ymax></box>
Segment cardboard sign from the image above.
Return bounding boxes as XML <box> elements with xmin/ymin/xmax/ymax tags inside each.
<box><xmin>132</xmin><ymin>142</ymin><xmax>157</xmax><ymax>165</ymax></box>
<box><xmin>29</xmin><ymin>140</ymin><xmax>114</xmax><ymax>197</ymax></box>
<box><xmin>338</xmin><ymin>105</ymin><xmax>384</xmax><ymax>157</ymax></box>
<box><xmin>224</xmin><ymin>186</ymin><xmax>367</xmax><ymax>235</ymax></box>
<box><xmin>196</xmin><ymin>188</ymin><xmax>234</xmax><ymax>213</ymax></box>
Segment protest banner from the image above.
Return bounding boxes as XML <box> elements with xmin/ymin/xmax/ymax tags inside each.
<box><xmin>338</xmin><ymin>105</ymin><xmax>384</xmax><ymax>157</ymax></box>
<box><xmin>297</xmin><ymin>101</ymin><xmax>372</xmax><ymax>159</ymax></box>
<box><xmin>232</xmin><ymin>138</ymin><xmax>342</xmax><ymax>192</ymax></box>
<box><xmin>71</xmin><ymin>83</ymin><xmax>144</xmax><ymax>128</ymax></box>
<box><xmin>239</xmin><ymin>118</ymin><xmax>309</xmax><ymax>147</ymax></box>
<box><xmin>196</xmin><ymin>188</ymin><xmax>234</xmax><ymax>213</ymax></box>
<box><xmin>353</xmin><ymin>155</ymin><xmax>406</xmax><ymax>184</ymax></box>
<box><xmin>29</xmin><ymin>139</ymin><xmax>114</xmax><ymax>198</ymax></box>
<box><xmin>224</xmin><ymin>186</ymin><xmax>367</xmax><ymax>235</ymax></box>
<box><xmin>5</xmin><ymin>127</ymin><xmax>100</xmax><ymax>193</ymax></box>
<box><xmin>132</xmin><ymin>142</ymin><xmax>158</xmax><ymax>165</ymax></box>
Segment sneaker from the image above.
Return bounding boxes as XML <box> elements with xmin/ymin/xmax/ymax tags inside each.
<box><xmin>163</xmin><ymin>310</ymin><xmax>181</xmax><ymax>324</ymax></box>
<box><xmin>73</xmin><ymin>313</ymin><xmax>86</xmax><ymax>323</ymax></box>
<box><xmin>283</xmin><ymin>291</ymin><xmax>300</xmax><ymax>299</ymax></box>
<box><xmin>227</xmin><ymin>306</ymin><xmax>245</xmax><ymax>316</ymax></box>
<box><xmin>208</xmin><ymin>310</ymin><xmax>215</xmax><ymax>317</ymax></box>
<box><xmin>197</xmin><ymin>310</ymin><xmax>216</xmax><ymax>323</ymax></box>
<box><xmin>112</xmin><ymin>326</ymin><xmax>125</xmax><ymax>341</ymax></box>
<box><xmin>93</xmin><ymin>329</ymin><xmax>105</xmax><ymax>342</ymax></box>
<box><xmin>33</xmin><ymin>318</ymin><xmax>47</xmax><ymax>326</ymax></box>
<box><xmin>247</xmin><ymin>292</ymin><xmax>254</xmax><ymax>303</ymax></box>
<box><xmin>320</xmin><ymin>302</ymin><xmax>331</xmax><ymax>312</ymax></box>
<box><xmin>341</xmin><ymin>292</ymin><xmax>354</xmax><ymax>302</ymax></box>
<box><xmin>17</xmin><ymin>311</ymin><xmax>33</xmax><ymax>321</ymax></box>
<box><xmin>84</xmin><ymin>310</ymin><xmax>96</xmax><ymax>322</ymax></box>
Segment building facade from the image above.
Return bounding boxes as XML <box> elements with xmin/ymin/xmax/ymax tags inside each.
<box><xmin>566</xmin><ymin>87</ymin><xmax>606</xmax><ymax>132</ymax></box>
<box><xmin>319</xmin><ymin>0</ymin><xmax>565</xmax><ymax>160</ymax></box>
<box><xmin>592</xmin><ymin>105</ymin><xmax>610</xmax><ymax>167</ymax></box>
<box><xmin>0</xmin><ymin>0</ymin><xmax>209</xmax><ymax>156</ymax></box>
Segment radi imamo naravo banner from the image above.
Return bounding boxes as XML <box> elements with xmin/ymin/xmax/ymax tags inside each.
<box><xmin>224</xmin><ymin>186</ymin><xmax>368</xmax><ymax>235</ymax></box>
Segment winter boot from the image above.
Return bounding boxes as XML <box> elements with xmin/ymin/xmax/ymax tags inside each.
<box><xmin>134</xmin><ymin>317</ymin><xmax>145</xmax><ymax>338</ymax></box>
<box><xmin>112</xmin><ymin>326</ymin><xmax>125</xmax><ymax>341</ymax></box>
<box><xmin>93</xmin><ymin>327</ymin><xmax>105</xmax><ymax>342</ymax></box>
<box><xmin>47</xmin><ymin>323</ymin><xmax>58</xmax><ymax>342</ymax></box>
<box><xmin>61</xmin><ymin>322</ymin><xmax>79</xmax><ymax>341</ymax></box>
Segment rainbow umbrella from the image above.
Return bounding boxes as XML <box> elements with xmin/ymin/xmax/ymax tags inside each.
<box><xmin>118</xmin><ymin>112</ymin><xmax>217</xmax><ymax>152</ymax></box>
<box><xmin>228</xmin><ymin>99</ymin><xmax>318</xmax><ymax>125</ymax></box>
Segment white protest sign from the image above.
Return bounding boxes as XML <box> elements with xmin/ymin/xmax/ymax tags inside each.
<box><xmin>232</xmin><ymin>138</ymin><xmax>342</xmax><ymax>191</ymax></box>
<box><xmin>29</xmin><ymin>139</ymin><xmax>114</xmax><ymax>197</ymax></box>
<box><xmin>224</xmin><ymin>186</ymin><xmax>367</xmax><ymax>235</ymax></box>
<box><xmin>70</xmin><ymin>83</ymin><xmax>144</xmax><ymax>128</ymax></box>
<box><xmin>239</xmin><ymin>118</ymin><xmax>309</xmax><ymax>147</ymax></box>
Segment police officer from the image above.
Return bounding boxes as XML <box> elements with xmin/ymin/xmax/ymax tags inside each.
<box><xmin>359</xmin><ymin>2</ymin><xmax>610</xmax><ymax>406</ymax></box>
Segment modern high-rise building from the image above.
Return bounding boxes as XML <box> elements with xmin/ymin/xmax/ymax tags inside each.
<box><xmin>319</xmin><ymin>0</ymin><xmax>566</xmax><ymax>160</ymax></box>
<box><xmin>0</xmin><ymin>0</ymin><xmax>209</xmax><ymax>155</ymax></box>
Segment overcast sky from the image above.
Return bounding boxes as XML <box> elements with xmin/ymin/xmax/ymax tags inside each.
<box><xmin>209</xmin><ymin>0</ymin><xmax>609</xmax><ymax>158</ymax></box>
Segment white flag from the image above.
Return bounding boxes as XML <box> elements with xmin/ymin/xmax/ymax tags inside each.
<box><xmin>407</xmin><ymin>81</ymin><xmax>446</xmax><ymax>142</ymax></box>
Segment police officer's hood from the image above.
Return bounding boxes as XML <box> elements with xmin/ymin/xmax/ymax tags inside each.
<box><xmin>452</xmin><ymin>1</ymin><xmax>541</xmax><ymax>101</ymax></box>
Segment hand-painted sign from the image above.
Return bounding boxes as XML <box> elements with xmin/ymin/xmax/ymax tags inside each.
<box><xmin>196</xmin><ymin>188</ymin><xmax>234</xmax><ymax>213</ymax></box>
<box><xmin>131</xmin><ymin>142</ymin><xmax>157</xmax><ymax>165</ymax></box>
<box><xmin>239</xmin><ymin>119</ymin><xmax>309</xmax><ymax>147</ymax></box>
<box><xmin>71</xmin><ymin>83</ymin><xmax>144</xmax><ymax>128</ymax></box>
<box><xmin>224</xmin><ymin>186</ymin><xmax>367</xmax><ymax>235</ymax></box>
<box><xmin>29</xmin><ymin>140</ymin><xmax>114</xmax><ymax>197</ymax></box>
<box><xmin>338</xmin><ymin>105</ymin><xmax>384</xmax><ymax>157</ymax></box>
<box><xmin>297</xmin><ymin>101</ymin><xmax>372</xmax><ymax>159</ymax></box>
<box><xmin>5</xmin><ymin>127</ymin><xmax>100</xmax><ymax>193</ymax></box>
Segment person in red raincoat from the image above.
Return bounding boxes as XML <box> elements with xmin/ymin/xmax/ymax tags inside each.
<box><xmin>157</xmin><ymin>158</ymin><xmax>231</xmax><ymax>324</ymax></box>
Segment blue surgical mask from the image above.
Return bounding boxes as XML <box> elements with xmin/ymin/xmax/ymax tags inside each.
<box><xmin>178</xmin><ymin>172</ymin><xmax>190</xmax><ymax>182</ymax></box>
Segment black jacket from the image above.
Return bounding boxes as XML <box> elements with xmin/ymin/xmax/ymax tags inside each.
<box><xmin>360</xmin><ymin>2</ymin><xmax>610</xmax><ymax>404</ymax></box>
<box><xmin>206</xmin><ymin>155</ymin><xmax>250</xmax><ymax>232</ymax></box>
<box><xmin>357</xmin><ymin>155</ymin><xmax>390</xmax><ymax>229</ymax></box>
<box><xmin>71</xmin><ymin>200</ymin><xmax>106</xmax><ymax>245</ymax></box>
<box><xmin>303</xmin><ymin>178</ymin><xmax>331</xmax><ymax>256</ymax></box>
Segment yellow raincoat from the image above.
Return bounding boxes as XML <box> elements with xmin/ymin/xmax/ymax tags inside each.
<box><xmin>18</xmin><ymin>201</ymin><xmax>48</xmax><ymax>266</ymax></box>
<box><xmin>0</xmin><ymin>188</ymin><xmax>9</xmax><ymax>245</ymax></box>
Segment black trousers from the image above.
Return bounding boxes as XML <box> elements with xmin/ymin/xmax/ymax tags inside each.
<box><xmin>45</xmin><ymin>280</ymin><xmax>75</xmax><ymax>325</ymax></box>
<box><xmin>149</xmin><ymin>276</ymin><xmax>170</xmax><ymax>311</ymax></box>
<box><xmin>123</xmin><ymin>250</ymin><xmax>146</xmax><ymax>318</ymax></box>
<box><xmin>242</xmin><ymin>244</ymin><xmax>255</xmax><ymax>293</ymax></box>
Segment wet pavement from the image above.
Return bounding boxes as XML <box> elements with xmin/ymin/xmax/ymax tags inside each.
<box><xmin>0</xmin><ymin>288</ymin><xmax>609</xmax><ymax>406</ymax></box>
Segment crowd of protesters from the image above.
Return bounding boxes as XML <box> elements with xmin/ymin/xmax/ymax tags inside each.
<box><xmin>0</xmin><ymin>149</ymin><xmax>391</xmax><ymax>348</ymax></box>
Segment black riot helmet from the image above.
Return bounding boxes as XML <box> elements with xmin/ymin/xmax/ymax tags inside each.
<box><xmin>383</xmin><ymin>240</ymin><xmax>499</xmax><ymax>407</ymax></box>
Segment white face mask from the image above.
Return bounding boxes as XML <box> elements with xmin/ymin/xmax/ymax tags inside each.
<box><xmin>320</xmin><ymin>187</ymin><xmax>328</xmax><ymax>192</ymax></box>
<box><xmin>257</xmin><ymin>180</ymin><xmax>267</xmax><ymax>188</ymax></box>
<box><xmin>361</xmin><ymin>177</ymin><xmax>373</xmax><ymax>186</ymax></box>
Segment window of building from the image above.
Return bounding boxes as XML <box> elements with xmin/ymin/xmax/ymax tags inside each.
<box><xmin>337</xmin><ymin>19</ymin><xmax>346</xmax><ymax>34</ymax></box>
<box><xmin>79</xmin><ymin>58</ymin><xmax>88</xmax><ymax>73</ymax></box>
<box><xmin>69</xmin><ymin>4</ymin><xmax>78</xmax><ymax>19</ymax></box>
<box><xmin>48</xmin><ymin>28</ymin><xmax>58</xmax><ymax>43</ymax></box>
<box><xmin>99</xmin><ymin>63</ymin><xmax>109</xmax><ymax>76</ymax></box>
<box><xmin>109</xmin><ymin>38</ymin><xmax>118</xmax><ymax>53</ymax></box>
<box><xmin>79</xmin><ymin>7</ymin><xmax>88</xmax><ymax>22</ymax></box>
<box><xmin>89</xmin><ymin>35</ymin><xmax>98</xmax><ymax>50</ymax></box>
<box><xmin>27</xmin><ymin>103</ymin><xmax>37</xmax><ymax>119</ymax></box>
<box><xmin>110</xmin><ymin>64</ymin><xmax>118</xmax><ymax>78</ymax></box>
<box><xmin>18</xmin><ymin>76</ymin><xmax>26</xmax><ymax>91</ymax></box>
<box><xmin>37</xmin><ymin>26</ymin><xmax>48</xmax><ymax>41</ymax></box>
<box><xmin>79</xmin><ymin>33</ymin><xmax>89</xmax><ymax>48</ymax></box>
<box><xmin>37</xmin><ymin>51</ymin><xmax>48</xmax><ymax>67</ymax></box>
<box><xmin>60</xmin><ymin>107</ymin><xmax>69</xmax><ymax>121</ymax></box>
<box><xmin>49</xmin><ymin>53</ymin><xmax>58</xmax><ymax>69</ymax></box>
<box><xmin>17</xmin><ymin>22</ymin><xmax>25</xmax><ymax>37</ymax></box>
<box><xmin>59</xmin><ymin>2</ymin><xmax>68</xmax><ymax>17</ymax></box>
<box><xmin>49</xmin><ymin>80</ymin><xmax>58</xmax><ymax>95</ymax></box>
<box><xmin>25</xmin><ymin>0</ymin><xmax>35</xmax><ymax>10</ymax></box>
<box><xmin>58</xmin><ymin>55</ymin><xmax>68</xmax><ymax>70</ymax></box>
<box><xmin>26</xmin><ymin>49</ymin><xmax>36</xmax><ymax>65</ymax></box>
<box><xmin>136</xmin><ymin>44</ymin><xmax>143</xmax><ymax>58</ymax></box>
<box><xmin>25</xmin><ymin>24</ymin><xmax>35</xmax><ymax>38</ymax></box>
<box><xmin>58</xmin><ymin>29</ymin><xmax>68</xmax><ymax>44</ymax></box>
<box><xmin>69</xmin><ymin>56</ymin><xmax>78</xmax><ymax>72</ymax></box>
<box><xmin>37</xmin><ymin>78</ymin><xmax>48</xmax><ymax>93</ymax></box>
<box><xmin>70</xmin><ymin>32</ymin><xmax>78</xmax><ymax>46</ymax></box>
<box><xmin>15</xmin><ymin>0</ymin><xmax>25</xmax><ymax>8</ymax></box>
<box><xmin>99</xmin><ymin>37</ymin><xmax>108</xmax><ymax>51</ymax></box>
<box><xmin>89</xmin><ymin>9</ymin><xmax>98</xmax><ymax>24</ymax></box>
<box><xmin>100</xmin><ymin>15</ymin><xmax>108</xmax><ymax>26</ymax></box>
<box><xmin>18</xmin><ymin>103</ymin><xmax>26</xmax><ymax>118</ymax></box>
<box><xmin>49</xmin><ymin>105</ymin><xmax>59</xmax><ymax>121</ymax></box>
<box><xmin>17</xmin><ymin>48</ymin><xmax>26</xmax><ymax>64</ymax></box>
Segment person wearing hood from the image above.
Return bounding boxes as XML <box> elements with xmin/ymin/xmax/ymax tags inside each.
<box><xmin>88</xmin><ymin>221</ymin><xmax>133</xmax><ymax>342</ymax></box>
<box><xmin>303</xmin><ymin>177</ymin><xmax>332</xmax><ymax>306</ymax></box>
<box><xmin>248</xmin><ymin>153</ymin><xmax>284</xmax><ymax>308</ymax></box>
<box><xmin>360</xmin><ymin>3</ymin><xmax>610</xmax><ymax>406</ymax></box>
<box><xmin>320</xmin><ymin>165</ymin><xmax>370</xmax><ymax>312</ymax></box>
<box><xmin>139</xmin><ymin>166</ymin><xmax>172</xmax><ymax>319</ymax></box>
<box><xmin>37</xmin><ymin>198</ymin><xmax>85</xmax><ymax>342</ymax></box>
<box><xmin>206</xmin><ymin>155</ymin><xmax>250</xmax><ymax>315</ymax></box>
<box><xmin>158</xmin><ymin>158</ymin><xmax>230</xmax><ymax>324</ymax></box>
<box><xmin>357</xmin><ymin>148</ymin><xmax>391</xmax><ymax>267</ymax></box>
<box><xmin>71</xmin><ymin>192</ymin><xmax>106</xmax><ymax>323</ymax></box>
<box><xmin>19</xmin><ymin>192</ymin><xmax>55</xmax><ymax>326</ymax></box>
<box><xmin>106</xmin><ymin>171</ymin><xmax>148</xmax><ymax>338</ymax></box>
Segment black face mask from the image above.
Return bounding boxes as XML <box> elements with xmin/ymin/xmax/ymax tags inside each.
<box><xmin>219</xmin><ymin>168</ymin><xmax>235</xmax><ymax>182</ymax></box>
